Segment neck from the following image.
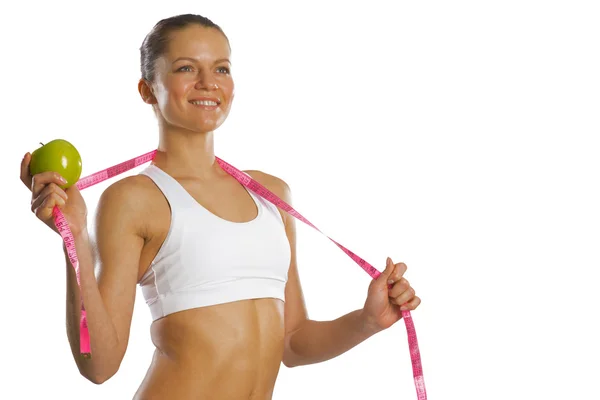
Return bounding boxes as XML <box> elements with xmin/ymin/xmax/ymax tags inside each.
<box><xmin>152</xmin><ymin>124</ymin><xmax>225</xmax><ymax>180</ymax></box>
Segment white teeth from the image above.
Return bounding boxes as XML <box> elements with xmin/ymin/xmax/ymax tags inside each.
<box><xmin>190</xmin><ymin>100</ymin><xmax>218</xmax><ymax>106</ymax></box>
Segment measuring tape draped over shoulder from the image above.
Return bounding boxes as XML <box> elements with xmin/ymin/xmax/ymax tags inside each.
<box><xmin>52</xmin><ymin>150</ymin><xmax>427</xmax><ymax>399</ymax></box>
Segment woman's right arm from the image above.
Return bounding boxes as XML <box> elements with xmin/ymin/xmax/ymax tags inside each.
<box><xmin>65</xmin><ymin>179</ymin><xmax>145</xmax><ymax>384</ymax></box>
<box><xmin>20</xmin><ymin>153</ymin><xmax>145</xmax><ymax>384</ymax></box>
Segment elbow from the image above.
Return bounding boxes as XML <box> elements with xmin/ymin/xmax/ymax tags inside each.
<box><xmin>86</xmin><ymin>373</ymin><xmax>108</xmax><ymax>385</ymax></box>
<box><xmin>282</xmin><ymin>334</ymin><xmax>297</xmax><ymax>368</ymax></box>
<box><xmin>78</xmin><ymin>346</ymin><xmax>125</xmax><ymax>384</ymax></box>
<box><xmin>283</xmin><ymin>324</ymin><xmax>309</xmax><ymax>368</ymax></box>
<box><xmin>282</xmin><ymin>356</ymin><xmax>298</xmax><ymax>369</ymax></box>
<box><xmin>82</xmin><ymin>368</ymin><xmax>118</xmax><ymax>385</ymax></box>
<box><xmin>282</xmin><ymin>343</ymin><xmax>301</xmax><ymax>368</ymax></box>
<box><xmin>79</xmin><ymin>360</ymin><xmax>121</xmax><ymax>385</ymax></box>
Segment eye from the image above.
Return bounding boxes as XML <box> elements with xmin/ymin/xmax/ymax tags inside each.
<box><xmin>216</xmin><ymin>66</ymin><xmax>230</xmax><ymax>74</ymax></box>
<box><xmin>177</xmin><ymin>65</ymin><xmax>193</xmax><ymax>72</ymax></box>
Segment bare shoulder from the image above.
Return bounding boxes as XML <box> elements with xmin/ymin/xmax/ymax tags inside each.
<box><xmin>243</xmin><ymin>169</ymin><xmax>292</xmax><ymax>201</ymax></box>
<box><xmin>94</xmin><ymin>174</ymin><xmax>161</xmax><ymax>237</ymax></box>
<box><xmin>97</xmin><ymin>174</ymin><xmax>157</xmax><ymax>210</ymax></box>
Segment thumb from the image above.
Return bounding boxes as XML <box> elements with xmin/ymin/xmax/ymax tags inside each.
<box><xmin>376</xmin><ymin>257</ymin><xmax>395</xmax><ymax>287</ymax></box>
<box><xmin>20</xmin><ymin>152</ymin><xmax>32</xmax><ymax>190</ymax></box>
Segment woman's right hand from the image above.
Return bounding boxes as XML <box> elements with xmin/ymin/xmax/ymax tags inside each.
<box><xmin>20</xmin><ymin>152</ymin><xmax>88</xmax><ymax>237</ymax></box>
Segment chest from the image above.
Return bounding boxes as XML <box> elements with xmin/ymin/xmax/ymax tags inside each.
<box><xmin>136</xmin><ymin>172</ymin><xmax>285</xmax><ymax>281</ymax></box>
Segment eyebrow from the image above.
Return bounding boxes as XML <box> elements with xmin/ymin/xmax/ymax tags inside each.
<box><xmin>173</xmin><ymin>57</ymin><xmax>231</xmax><ymax>64</ymax></box>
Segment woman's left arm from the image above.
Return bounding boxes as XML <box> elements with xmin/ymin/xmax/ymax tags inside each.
<box><xmin>257</xmin><ymin>173</ymin><xmax>421</xmax><ymax>368</ymax></box>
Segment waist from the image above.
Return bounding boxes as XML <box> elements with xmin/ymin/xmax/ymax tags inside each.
<box><xmin>137</xmin><ymin>351</ymin><xmax>280</xmax><ymax>400</ymax></box>
<box><xmin>139</xmin><ymin>299</ymin><xmax>285</xmax><ymax>399</ymax></box>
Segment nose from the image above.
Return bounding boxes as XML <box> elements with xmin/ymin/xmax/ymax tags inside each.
<box><xmin>194</xmin><ymin>69</ymin><xmax>218</xmax><ymax>90</ymax></box>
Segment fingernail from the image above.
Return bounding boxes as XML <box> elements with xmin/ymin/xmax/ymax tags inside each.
<box><xmin>59</xmin><ymin>176</ymin><xmax>67</xmax><ymax>183</ymax></box>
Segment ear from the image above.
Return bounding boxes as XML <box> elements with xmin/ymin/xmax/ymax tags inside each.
<box><xmin>138</xmin><ymin>79</ymin><xmax>157</xmax><ymax>104</ymax></box>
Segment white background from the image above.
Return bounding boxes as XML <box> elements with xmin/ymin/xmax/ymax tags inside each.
<box><xmin>1</xmin><ymin>0</ymin><xmax>599</xmax><ymax>399</ymax></box>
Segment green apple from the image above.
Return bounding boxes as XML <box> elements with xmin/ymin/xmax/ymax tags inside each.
<box><xmin>29</xmin><ymin>139</ymin><xmax>83</xmax><ymax>189</ymax></box>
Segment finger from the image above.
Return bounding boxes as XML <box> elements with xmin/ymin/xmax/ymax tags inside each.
<box><xmin>388</xmin><ymin>278</ymin><xmax>410</xmax><ymax>298</ymax></box>
<box><xmin>31</xmin><ymin>171</ymin><xmax>68</xmax><ymax>197</ymax></box>
<box><xmin>387</xmin><ymin>262</ymin><xmax>407</xmax><ymax>285</ymax></box>
<box><xmin>393</xmin><ymin>287</ymin><xmax>416</xmax><ymax>307</ymax></box>
<box><xmin>20</xmin><ymin>153</ymin><xmax>32</xmax><ymax>190</ymax></box>
<box><xmin>34</xmin><ymin>192</ymin><xmax>66</xmax><ymax>221</ymax></box>
<box><xmin>379</xmin><ymin>257</ymin><xmax>395</xmax><ymax>282</ymax></box>
<box><xmin>374</xmin><ymin>257</ymin><xmax>395</xmax><ymax>291</ymax></box>
<box><xmin>31</xmin><ymin>183</ymin><xmax>68</xmax><ymax>212</ymax></box>
<box><xmin>400</xmin><ymin>296</ymin><xmax>421</xmax><ymax>311</ymax></box>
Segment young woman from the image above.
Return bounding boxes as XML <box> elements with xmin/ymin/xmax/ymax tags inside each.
<box><xmin>19</xmin><ymin>14</ymin><xmax>421</xmax><ymax>399</ymax></box>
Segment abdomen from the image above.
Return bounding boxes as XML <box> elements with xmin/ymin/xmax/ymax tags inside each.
<box><xmin>134</xmin><ymin>298</ymin><xmax>285</xmax><ymax>399</ymax></box>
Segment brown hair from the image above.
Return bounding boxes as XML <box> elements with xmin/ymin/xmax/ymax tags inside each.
<box><xmin>139</xmin><ymin>14</ymin><xmax>229</xmax><ymax>82</ymax></box>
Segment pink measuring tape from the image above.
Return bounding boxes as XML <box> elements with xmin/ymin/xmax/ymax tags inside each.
<box><xmin>53</xmin><ymin>150</ymin><xmax>427</xmax><ymax>399</ymax></box>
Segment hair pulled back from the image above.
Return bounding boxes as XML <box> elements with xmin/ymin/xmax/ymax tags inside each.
<box><xmin>140</xmin><ymin>14</ymin><xmax>229</xmax><ymax>82</ymax></box>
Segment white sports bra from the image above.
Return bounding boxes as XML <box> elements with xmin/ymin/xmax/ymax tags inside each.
<box><xmin>136</xmin><ymin>164</ymin><xmax>291</xmax><ymax>321</ymax></box>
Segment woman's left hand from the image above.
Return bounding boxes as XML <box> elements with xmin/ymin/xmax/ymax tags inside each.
<box><xmin>361</xmin><ymin>257</ymin><xmax>421</xmax><ymax>332</ymax></box>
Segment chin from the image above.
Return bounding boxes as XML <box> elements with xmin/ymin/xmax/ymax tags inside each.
<box><xmin>163</xmin><ymin>110</ymin><xmax>228</xmax><ymax>134</ymax></box>
<box><xmin>196</xmin><ymin>114</ymin><xmax>229</xmax><ymax>131</ymax></box>
<box><xmin>189</xmin><ymin>119</ymin><xmax>222</xmax><ymax>133</ymax></box>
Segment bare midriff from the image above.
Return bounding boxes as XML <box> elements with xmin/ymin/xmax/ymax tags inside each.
<box><xmin>131</xmin><ymin>169</ymin><xmax>289</xmax><ymax>399</ymax></box>
<box><xmin>133</xmin><ymin>298</ymin><xmax>285</xmax><ymax>400</ymax></box>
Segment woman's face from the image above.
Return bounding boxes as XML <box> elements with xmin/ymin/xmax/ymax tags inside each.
<box><xmin>143</xmin><ymin>25</ymin><xmax>234</xmax><ymax>133</ymax></box>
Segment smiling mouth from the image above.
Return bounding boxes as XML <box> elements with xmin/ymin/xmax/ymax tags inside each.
<box><xmin>190</xmin><ymin>100</ymin><xmax>218</xmax><ymax>106</ymax></box>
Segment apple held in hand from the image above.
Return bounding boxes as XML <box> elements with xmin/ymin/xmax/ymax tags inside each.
<box><xmin>29</xmin><ymin>139</ymin><xmax>82</xmax><ymax>189</ymax></box>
